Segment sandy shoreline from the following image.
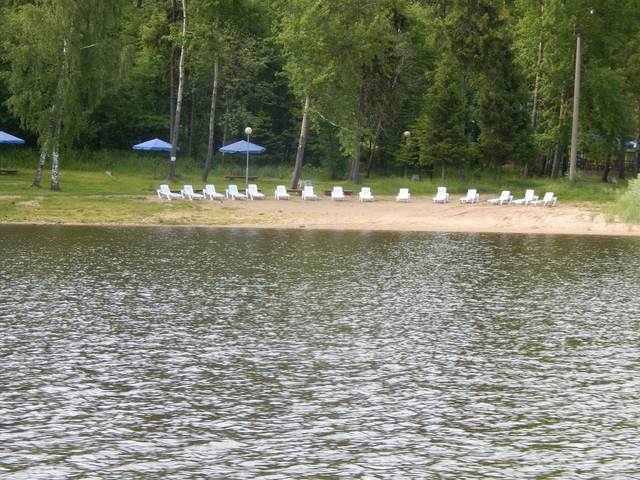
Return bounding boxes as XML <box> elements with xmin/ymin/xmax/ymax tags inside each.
<box><xmin>2</xmin><ymin>194</ymin><xmax>639</xmax><ymax>236</ymax></box>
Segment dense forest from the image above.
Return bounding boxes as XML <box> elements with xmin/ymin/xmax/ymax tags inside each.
<box><xmin>1</xmin><ymin>0</ymin><xmax>639</xmax><ymax>189</ymax></box>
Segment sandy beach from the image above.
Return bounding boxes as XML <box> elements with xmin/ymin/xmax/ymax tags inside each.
<box><xmin>137</xmin><ymin>194</ymin><xmax>638</xmax><ymax>236</ymax></box>
<box><xmin>4</xmin><ymin>193</ymin><xmax>637</xmax><ymax>236</ymax></box>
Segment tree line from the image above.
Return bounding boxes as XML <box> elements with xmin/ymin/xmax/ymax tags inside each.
<box><xmin>1</xmin><ymin>0</ymin><xmax>639</xmax><ymax>190</ymax></box>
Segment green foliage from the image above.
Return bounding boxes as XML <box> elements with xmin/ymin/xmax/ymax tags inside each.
<box><xmin>0</xmin><ymin>0</ymin><xmax>638</xmax><ymax>187</ymax></box>
<box><xmin>415</xmin><ymin>55</ymin><xmax>468</xmax><ymax>177</ymax></box>
<box><xmin>2</xmin><ymin>0</ymin><xmax>125</xmax><ymax>147</ymax></box>
<box><xmin>612</xmin><ymin>178</ymin><xmax>640</xmax><ymax>223</ymax></box>
<box><xmin>274</xmin><ymin>0</ymin><xmax>432</xmax><ymax>176</ymax></box>
<box><xmin>415</xmin><ymin>0</ymin><xmax>533</xmax><ymax>178</ymax></box>
<box><xmin>513</xmin><ymin>0</ymin><xmax>638</xmax><ymax>171</ymax></box>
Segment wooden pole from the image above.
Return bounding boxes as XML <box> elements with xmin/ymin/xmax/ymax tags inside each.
<box><xmin>569</xmin><ymin>32</ymin><xmax>582</xmax><ymax>184</ymax></box>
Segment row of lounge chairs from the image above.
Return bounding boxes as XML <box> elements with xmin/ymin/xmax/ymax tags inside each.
<box><xmin>156</xmin><ymin>184</ymin><xmax>557</xmax><ymax>206</ymax></box>
<box><xmin>304</xmin><ymin>186</ymin><xmax>374</xmax><ymax>202</ymax></box>
<box><xmin>477</xmin><ymin>188</ymin><xmax>556</xmax><ymax>206</ymax></box>
<box><xmin>157</xmin><ymin>183</ymin><xmax>263</xmax><ymax>201</ymax></box>
<box><xmin>157</xmin><ymin>184</ymin><xmax>376</xmax><ymax>202</ymax></box>
<box><xmin>433</xmin><ymin>187</ymin><xmax>556</xmax><ymax>206</ymax></box>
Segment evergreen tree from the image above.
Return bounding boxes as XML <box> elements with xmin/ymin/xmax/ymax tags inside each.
<box><xmin>416</xmin><ymin>55</ymin><xmax>468</xmax><ymax>180</ymax></box>
<box><xmin>476</xmin><ymin>24</ymin><xmax>533</xmax><ymax>177</ymax></box>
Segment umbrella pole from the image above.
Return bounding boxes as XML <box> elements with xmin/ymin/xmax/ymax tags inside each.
<box><xmin>245</xmin><ymin>134</ymin><xmax>250</xmax><ymax>186</ymax></box>
<box><xmin>245</xmin><ymin>153</ymin><xmax>249</xmax><ymax>186</ymax></box>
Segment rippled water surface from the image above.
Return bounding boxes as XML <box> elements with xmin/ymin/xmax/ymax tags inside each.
<box><xmin>1</xmin><ymin>225</ymin><xmax>640</xmax><ymax>478</ymax></box>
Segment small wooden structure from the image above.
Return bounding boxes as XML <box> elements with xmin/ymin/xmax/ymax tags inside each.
<box><xmin>224</xmin><ymin>175</ymin><xmax>257</xmax><ymax>181</ymax></box>
<box><xmin>323</xmin><ymin>189</ymin><xmax>353</xmax><ymax>196</ymax></box>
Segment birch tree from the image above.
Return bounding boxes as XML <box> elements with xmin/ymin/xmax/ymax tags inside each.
<box><xmin>3</xmin><ymin>0</ymin><xmax>125</xmax><ymax>190</ymax></box>
<box><xmin>275</xmin><ymin>0</ymin><xmax>331</xmax><ymax>188</ymax></box>
<box><xmin>276</xmin><ymin>0</ymin><xmax>426</xmax><ymax>184</ymax></box>
<box><xmin>167</xmin><ymin>0</ymin><xmax>187</xmax><ymax>180</ymax></box>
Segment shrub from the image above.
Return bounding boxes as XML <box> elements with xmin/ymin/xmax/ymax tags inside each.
<box><xmin>613</xmin><ymin>178</ymin><xmax>640</xmax><ymax>223</ymax></box>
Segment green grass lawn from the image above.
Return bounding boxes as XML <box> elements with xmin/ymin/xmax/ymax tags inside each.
<box><xmin>0</xmin><ymin>163</ymin><xmax>630</xmax><ymax>224</ymax></box>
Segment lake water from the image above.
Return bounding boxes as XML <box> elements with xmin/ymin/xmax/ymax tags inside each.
<box><xmin>1</xmin><ymin>225</ymin><xmax>639</xmax><ymax>478</ymax></box>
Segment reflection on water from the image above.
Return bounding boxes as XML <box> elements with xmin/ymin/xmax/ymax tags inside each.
<box><xmin>1</xmin><ymin>225</ymin><xmax>639</xmax><ymax>478</ymax></box>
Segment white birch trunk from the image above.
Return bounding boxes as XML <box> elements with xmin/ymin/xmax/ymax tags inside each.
<box><xmin>202</xmin><ymin>54</ymin><xmax>219</xmax><ymax>182</ymax></box>
<box><xmin>290</xmin><ymin>95</ymin><xmax>310</xmax><ymax>189</ymax></box>
<box><xmin>349</xmin><ymin>84</ymin><xmax>365</xmax><ymax>184</ymax></box>
<box><xmin>32</xmin><ymin>139</ymin><xmax>49</xmax><ymax>187</ymax></box>
<box><xmin>169</xmin><ymin>0</ymin><xmax>177</xmax><ymax>143</ymax></box>
<box><xmin>50</xmin><ymin>116</ymin><xmax>62</xmax><ymax>191</ymax></box>
<box><xmin>221</xmin><ymin>90</ymin><xmax>229</xmax><ymax>166</ymax></box>
<box><xmin>168</xmin><ymin>0</ymin><xmax>187</xmax><ymax>180</ymax></box>
<box><xmin>50</xmin><ymin>39</ymin><xmax>68</xmax><ymax>191</ymax></box>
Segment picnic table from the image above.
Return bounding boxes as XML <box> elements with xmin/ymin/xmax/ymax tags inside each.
<box><xmin>0</xmin><ymin>169</ymin><xmax>18</xmax><ymax>175</ymax></box>
<box><xmin>224</xmin><ymin>175</ymin><xmax>257</xmax><ymax>181</ymax></box>
<box><xmin>323</xmin><ymin>189</ymin><xmax>353</xmax><ymax>196</ymax></box>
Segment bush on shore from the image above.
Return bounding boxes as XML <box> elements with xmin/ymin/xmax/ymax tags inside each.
<box><xmin>612</xmin><ymin>178</ymin><xmax>640</xmax><ymax>223</ymax></box>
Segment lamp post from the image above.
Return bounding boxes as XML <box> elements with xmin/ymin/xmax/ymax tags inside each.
<box><xmin>402</xmin><ymin>131</ymin><xmax>411</xmax><ymax>178</ymax></box>
<box><xmin>244</xmin><ymin>126</ymin><xmax>252</xmax><ymax>186</ymax></box>
<box><xmin>569</xmin><ymin>7</ymin><xmax>594</xmax><ymax>185</ymax></box>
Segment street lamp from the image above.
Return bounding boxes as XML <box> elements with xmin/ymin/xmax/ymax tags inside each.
<box><xmin>402</xmin><ymin>131</ymin><xmax>411</xmax><ymax>178</ymax></box>
<box><xmin>244</xmin><ymin>126</ymin><xmax>252</xmax><ymax>186</ymax></box>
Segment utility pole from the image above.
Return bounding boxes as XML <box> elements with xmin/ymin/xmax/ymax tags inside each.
<box><xmin>569</xmin><ymin>8</ymin><xmax>593</xmax><ymax>184</ymax></box>
<box><xmin>569</xmin><ymin>31</ymin><xmax>582</xmax><ymax>184</ymax></box>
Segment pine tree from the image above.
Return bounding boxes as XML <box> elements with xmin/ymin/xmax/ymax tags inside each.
<box><xmin>476</xmin><ymin>26</ymin><xmax>533</xmax><ymax>177</ymax></box>
<box><xmin>416</xmin><ymin>55</ymin><xmax>468</xmax><ymax>180</ymax></box>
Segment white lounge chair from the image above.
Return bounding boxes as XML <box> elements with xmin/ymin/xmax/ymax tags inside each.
<box><xmin>182</xmin><ymin>184</ymin><xmax>204</xmax><ymax>201</ymax></box>
<box><xmin>247</xmin><ymin>184</ymin><xmax>265</xmax><ymax>200</ymax></box>
<box><xmin>512</xmin><ymin>189</ymin><xmax>538</xmax><ymax>206</ymax></box>
<box><xmin>274</xmin><ymin>185</ymin><xmax>291</xmax><ymax>200</ymax></box>
<box><xmin>433</xmin><ymin>186</ymin><xmax>449</xmax><ymax>203</ymax></box>
<box><xmin>302</xmin><ymin>185</ymin><xmax>318</xmax><ymax>201</ymax></box>
<box><xmin>331</xmin><ymin>186</ymin><xmax>346</xmax><ymax>201</ymax></box>
<box><xmin>488</xmin><ymin>190</ymin><xmax>513</xmax><ymax>205</ymax></box>
<box><xmin>359</xmin><ymin>187</ymin><xmax>374</xmax><ymax>202</ymax></box>
<box><xmin>459</xmin><ymin>189</ymin><xmax>480</xmax><ymax>204</ymax></box>
<box><xmin>203</xmin><ymin>184</ymin><xmax>224</xmax><ymax>200</ymax></box>
<box><xmin>530</xmin><ymin>192</ymin><xmax>557</xmax><ymax>207</ymax></box>
<box><xmin>157</xmin><ymin>184</ymin><xmax>183</xmax><ymax>200</ymax></box>
<box><xmin>225</xmin><ymin>184</ymin><xmax>247</xmax><ymax>200</ymax></box>
<box><xmin>396</xmin><ymin>188</ymin><xmax>410</xmax><ymax>202</ymax></box>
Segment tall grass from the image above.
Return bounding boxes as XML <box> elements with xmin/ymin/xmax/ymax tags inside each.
<box><xmin>0</xmin><ymin>148</ymin><xmax>204</xmax><ymax>173</ymax></box>
<box><xmin>611</xmin><ymin>178</ymin><xmax>640</xmax><ymax>223</ymax></box>
<box><xmin>0</xmin><ymin>148</ymin><xmax>325</xmax><ymax>178</ymax></box>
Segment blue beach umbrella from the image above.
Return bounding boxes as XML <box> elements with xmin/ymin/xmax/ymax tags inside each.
<box><xmin>0</xmin><ymin>131</ymin><xmax>25</xmax><ymax>170</ymax></box>
<box><xmin>0</xmin><ymin>131</ymin><xmax>26</xmax><ymax>144</ymax></box>
<box><xmin>219</xmin><ymin>140</ymin><xmax>266</xmax><ymax>184</ymax></box>
<box><xmin>132</xmin><ymin>138</ymin><xmax>176</xmax><ymax>151</ymax></box>
<box><xmin>219</xmin><ymin>140</ymin><xmax>266</xmax><ymax>155</ymax></box>
<box><xmin>132</xmin><ymin>138</ymin><xmax>178</xmax><ymax>177</ymax></box>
